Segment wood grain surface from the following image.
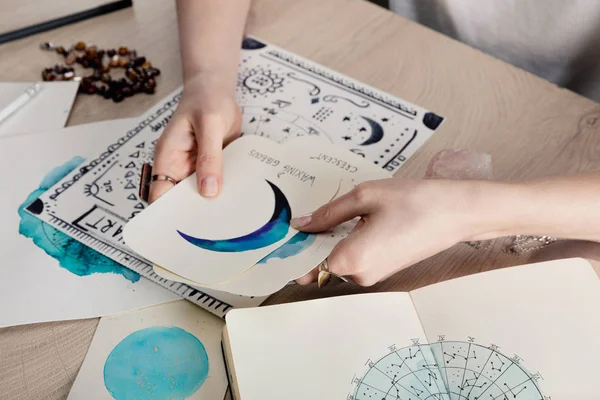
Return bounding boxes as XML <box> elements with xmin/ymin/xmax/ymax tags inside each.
<box><xmin>0</xmin><ymin>0</ymin><xmax>599</xmax><ymax>398</ymax></box>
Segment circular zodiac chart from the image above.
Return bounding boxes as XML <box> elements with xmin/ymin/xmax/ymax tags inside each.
<box><xmin>352</xmin><ymin>340</ymin><xmax>545</xmax><ymax>400</ymax></box>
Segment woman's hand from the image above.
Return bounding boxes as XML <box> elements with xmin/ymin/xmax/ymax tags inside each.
<box><xmin>148</xmin><ymin>73</ymin><xmax>241</xmax><ymax>203</ymax></box>
<box><xmin>291</xmin><ymin>178</ymin><xmax>489</xmax><ymax>286</ymax></box>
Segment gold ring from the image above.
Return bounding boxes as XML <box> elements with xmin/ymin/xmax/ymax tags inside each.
<box><xmin>151</xmin><ymin>174</ymin><xmax>179</xmax><ymax>185</ymax></box>
<box><xmin>317</xmin><ymin>258</ymin><xmax>331</xmax><ymax>288</ymax></box>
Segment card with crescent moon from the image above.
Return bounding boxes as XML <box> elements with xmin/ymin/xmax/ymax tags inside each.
<box><xmin>151</xmin><ymin>136</ymin><xmax>392</xmax><ymax>296</ymax></box>
<box><xmin>123</xmin><ymin>135</ymin><xmax>342</xmax><ymax>285</ymax></box>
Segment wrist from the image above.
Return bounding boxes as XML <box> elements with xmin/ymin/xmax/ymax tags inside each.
<box><xmin>182</xmin><ymin>70</ymin><xmax>236</xmax><ymax>95</ymax></box>
<box><xmin>463</xmin><ymin>181</ymin><xmax>533</xmax><ymax>241</ymax></box>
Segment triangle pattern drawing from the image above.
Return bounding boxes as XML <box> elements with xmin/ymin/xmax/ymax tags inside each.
<box><xmin>124</xmin><ymin>180</ymin><xmax>136</xmax><ymax>190</ymax></box>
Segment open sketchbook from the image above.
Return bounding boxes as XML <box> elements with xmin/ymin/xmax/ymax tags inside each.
<box><xmin>223</xmin><ymin>258</ymin><xmax>600</xmax><ymax>400</ymax></box>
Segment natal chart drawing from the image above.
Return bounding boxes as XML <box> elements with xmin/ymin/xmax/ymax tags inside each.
<box><xmin>351</xmin><ymin>338</ymin><xmax>546</xmax><ymax>400</ymax></box>
<box><xmin>28</xmin><ymin>37</ymin><xmax>444</xmax><ymax>317</ymax></box>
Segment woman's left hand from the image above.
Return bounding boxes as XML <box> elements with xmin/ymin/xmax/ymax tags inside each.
<box><xmin>291</xmin><ymin>178</ymin><xmax>493</xmax><ymax>286</ymax></box>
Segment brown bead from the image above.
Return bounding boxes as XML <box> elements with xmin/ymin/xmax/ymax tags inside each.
<box><xmin>133</xmin><ymin>56</ymin><xmax>146</xmax><ymax>67</ymax></box>
<box><xmin>118</xmin><ymin>46</ymin><xmax>128</xmax><ymax>56</ymax></box>
<box><xmin>110</xmin><ymin>55</ymin><xmax>120</xmax><ymax>68</ymax></box>
<box><xmin>119</xmin><ymin>59</ymin><xmax>129</xmax><ymax>68</ymax></box>
<box><xmin>42</xmin><ymin>69</ymin><xmax>55</xmax><ymax>81</ymax></box>
<box><xmin>86</xmin><ymin>46</ymin><xmax>97</xmax><ymax>57</ymax></box>
<box><xmin>112</xmin><ymin>89</ymin><xmax>125</xmax><ymax>102</ymax></box>
<box><xmin>126</xmin><ymin>68</ymin><xmax>138</xmax><ymax>80</ymax></box>
<box><xmin>65</xmin><ymin>51</ymin><xmax>77</xmax><ymax>65</ymax></box>
<box><xmin>107</xmin><ymin>49</ymin><xmax>116</xmax><ymax>57</ymax></box>
<box><xmin>146</xmin><ymin>67</ymin><xmax>160</xmax><ymax>77</ymax></box>
<box><xmin>75</xmin><ymin>41</ymin><xmax>86</xmax><ymax>51</ymax></box>
<box><xmin>101</xmin><ymin>73</ymin><xmax>112</xmax><ymax>83</ymax></box>
<box><xmin>123</xmin><ymin>86</ymin><xmax>134</xmax><ymax>97</ymax></box>
<box><xmin>142</xmin><ymin>61</ymin><xmax>152</xmax><ymax>69</ymax></box>
<box><xmin>101</xmin><ymin>64</ymin><xmax>111</xmax><ymax>73</ymax></box>
<box><xmin>55</xmin><ymin>46</ymin><xmax>65</xmax><ymax>55</ymax></box>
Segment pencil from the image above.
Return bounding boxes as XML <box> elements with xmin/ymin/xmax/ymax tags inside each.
<box><xmin>0</xmin><ymin>0</ymin><xmax>133</xmax><ymax>45</ymax></box>
<box><xmin>0</xmin><ymin>83</ymin><xmax>43</xmax><ymax>126</ymax></box>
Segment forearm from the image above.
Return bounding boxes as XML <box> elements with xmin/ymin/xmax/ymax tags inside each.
<box><xmin>470</xmin><ymin>173</ymin><xmax>600</xmax><ymax>242</ymax></box>
<box><xmin>176</xmin><ymin>0</ymin><xmax>251</xmax><ymax>90</ymax></box>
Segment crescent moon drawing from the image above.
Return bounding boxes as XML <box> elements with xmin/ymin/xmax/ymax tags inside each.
<box><xmin>359</xmin><ymin>116</ymin><xmax>384</xmax><ymax>146</ymax></box>
<box><xmin>177</xmin><ymin>180</ymin><xmax>291</xmax><ymax>252</ymax></box>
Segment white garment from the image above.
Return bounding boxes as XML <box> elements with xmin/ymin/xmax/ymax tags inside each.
<box><xmin>390</xmin><ymin>0</ymin><xmax>600</xmax><ymax>102</ymax></box>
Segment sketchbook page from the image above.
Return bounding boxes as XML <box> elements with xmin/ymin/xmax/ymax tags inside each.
<box><xmin>0</xmin><ymin>81</ymin><xmax>78</xmax><ymax>137</ymax></box>
<box><xmin>410</xmin><ymin>258</ymin><xmax>600</xmax><ymax>400</ymax></box>
<box><xmin>0</xmin><ymin>119</ymin><xmax>179</xmax><ymax>328</ymax></box>
<box><xmin>226</xmin><ymin>292</ymin><xmax>429</xmax><ymax>400</ymax></box>
<box><xmin>68</xmin><ymin>300</ymin><xmax>227</xmax><ymax>400</ymax></box>
<box><xmin>124</xmin><ymin>135</ymin><xmax>341</xmax><ymax>285</ymax></box>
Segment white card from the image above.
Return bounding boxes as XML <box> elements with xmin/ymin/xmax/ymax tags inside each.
<box><xmin>68</xmin><ymin>300</ymin><xmax>228</xmax><ymax>400</ymax></box>
<box><xmin>153</xmin><ymin>136</ymin><xmax>392</xmax><ymax>296</ymax></box>
<box><xmin>0</xmin><ymin>81</ymin><xmax>79</xmax><ymax>137</ymax></box>
<box><xmin>124</xmin><ymin>135</ymin><xmax>341</xmax><ymax>285</ymax></box>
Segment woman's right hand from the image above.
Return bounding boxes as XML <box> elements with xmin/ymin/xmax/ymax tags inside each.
<box><xmin>148</xmin><ymin>72</ymin><xmax>242</xmax><ymax>203</ymax></box>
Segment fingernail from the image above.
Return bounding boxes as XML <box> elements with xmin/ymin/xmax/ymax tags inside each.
<box><xmin>290</xmin><ymin>214</ymin><xmax>312</xmax><ymax>228</ymax></box>
<box><xmin>200</xmin><ymin>176</ymin><xmax>218</xmax><ymax>197</ymax></box>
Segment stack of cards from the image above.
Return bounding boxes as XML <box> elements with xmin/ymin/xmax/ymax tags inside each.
<box><xmin>124</xmin><ymin>135</ymin><xmax>391</xmax><ymax>296</ymax></box>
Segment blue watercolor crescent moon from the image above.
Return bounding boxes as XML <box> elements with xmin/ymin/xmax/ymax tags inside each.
<box><xmin>177</xmin><ymin>180</ymin><xmax>291</xmax><ymax>252</ymax></box>
<box><xmin>359</xmin><ymin>116</ymin><xmax>384</xmax><ymax>146</ymax></box>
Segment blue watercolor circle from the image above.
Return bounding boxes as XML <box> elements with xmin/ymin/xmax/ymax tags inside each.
<box><xmin>104</xmin><ymin>326</ymin><xmax>209</xmax><ymax>400</ymax></box>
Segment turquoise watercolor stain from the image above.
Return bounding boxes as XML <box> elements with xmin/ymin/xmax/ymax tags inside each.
<box><xmin>257</xmin><ymin>231</ymin><xmax>316</xmax><ymax>264</ymax></box>
<box><xmin>18</xmin><ymin>157</ymin><xmax>140</xmax><ymax>283</ymax></box>
<box><xmin>104</xmin><ymin>326</ymin><xmax>209</xmax><ymax>400</ymax></box>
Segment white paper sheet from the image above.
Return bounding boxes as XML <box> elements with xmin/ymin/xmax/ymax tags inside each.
<box><xmin>69</xmin><ymin>300</ymin><xmax>228</xmax><ymax>400</ymax></box>
<box><xmin>0</xmin><ymin>81</ymin><xmax>79</xmax><ymax>137</ymax></box>
<box><xmin>0</xmin><ymin>120</ymin><xmax>178</xmax><ymax>328</ymax></box>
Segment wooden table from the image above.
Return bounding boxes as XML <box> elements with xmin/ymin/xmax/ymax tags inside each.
<box><xmin>1</xmin><ymin>0</ymin><xmax>599</xmax><ymax>398</ymax></box>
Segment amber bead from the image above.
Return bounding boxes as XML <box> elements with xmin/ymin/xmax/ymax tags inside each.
<box><xmin>142</xmin><ymin>61</ymin><xmax>152</xmax><ymax>68</ymax></box>
<box><xmin>101</xmin><ymin>73</ymin><xmax>112</xmax><ymax>83</ymax></box>
<box><xmin>107</xmin><ymin>49</ymin><xmax>116</xmax><ymax>57</ymax></box>
<box><xmin>109</xmin><ymin>55</ymin><xmax>120</xmax><ymax>68</ymax></box>
<box><xmin>119</xmin><ymin>59</ymin><xmax>129</xmax><ymax>68</ymax></box>
<box><xmin>55</xmin><ymin>46</ymin><xmax>65</xmax><ymax>55</ymax></box>
<box><xmin>75</xmin><ymin>41</ymin><xmax>86</xmax><ymax>51</ymax></box>
<box><xmin>118</xmin><ymin>46</ymin><xmax>128</xmax><ymax>56</ymax></box>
